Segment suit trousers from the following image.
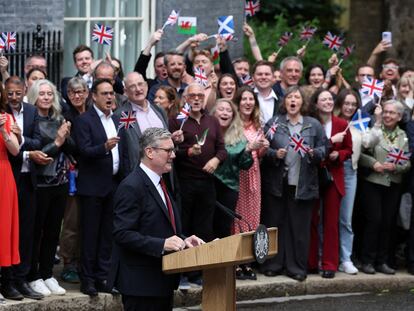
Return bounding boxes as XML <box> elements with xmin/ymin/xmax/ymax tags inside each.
<box><xmin>122</xmin><ymin>294</ymin><xmax>173</xmax><ymax>311</ymax></box>
<box><xmin>29</xmin><ymin>184</ymin><xmax>68</xmax><ymax>281</ymax></box>
<box><xmin>79</xmin><ymin>193</ymin><xmax>114</xmax><ymax>283</ymax></box>
<box><xmin>260</xmin><ymin>184</ymin><xmax>314</xmax><ymax>276</ymax></box>
<box><xmin>309</xmin><ymin>183</ymin><xmax>342</xmax><ymax>271</ymax></box>
<box><xmin>213</xmin><ymin>178</ymin><xmax>239</xmax><ymax>238</ymax></box>
<box><xmin>59</xmin><ymin>195</ymin><xmax>80</xmax><ymax>265</ymax></box>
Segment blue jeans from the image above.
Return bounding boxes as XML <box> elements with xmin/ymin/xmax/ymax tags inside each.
<box><xmin>339</xmin><ymin>160</ymin><xmax>357</xmax><ymax>263</ymax></box>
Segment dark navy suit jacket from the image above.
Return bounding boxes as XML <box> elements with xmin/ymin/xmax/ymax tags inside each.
<box><xmin>73</xmin><ymin>106</ymin><xmax>123</xmax><ymax>197</ymax></box>
<box><xmin>108</xmin><ymin>166</ymin><xmax>183</xmax><ymax>297</ymax></box>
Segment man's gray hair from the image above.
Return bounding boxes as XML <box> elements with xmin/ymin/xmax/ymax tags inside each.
<box><xmin>280</xmin><ymin>56</ymin><xmax>303</xmax><ymax>72</ymax></box>
<box><xmin>92</xmin><ymin>61</ymin><xmax>115</xmax><ymax>79</ymax></box>
<box><xmin>139</xmin><ymin>127</ymin><xmax>172</xmax><ymax>159</ymax></box>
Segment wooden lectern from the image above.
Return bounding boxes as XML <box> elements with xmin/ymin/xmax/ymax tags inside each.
<box><xmin>162</xmin><ymin>227</ymin><xmax>278</xmax><ymax>311</ymax></box>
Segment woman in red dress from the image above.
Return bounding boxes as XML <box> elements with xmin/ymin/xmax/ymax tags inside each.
<box><xmin>0</xmin><ymin>81</ymin><xmax>21</xmax><ymax>270</ymax></box>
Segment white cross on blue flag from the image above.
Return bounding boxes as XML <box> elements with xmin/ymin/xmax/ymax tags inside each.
<box><xmin>350</xmin><ymin>109</ymin><xmax>370</xmax><ymax>132</ymax></box>
<box><xmin>218</xmin><ymin>16</ymin><xmax>234</xmax><ymax>36</ymax></box>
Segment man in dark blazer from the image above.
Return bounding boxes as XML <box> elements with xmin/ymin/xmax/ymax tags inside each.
<box><xmin>1</xmin><ymin>76</ymin><xmax>45</xmax><ymax>301</ymax></box>
<box><xmin>73</xmin><ymin>78</ymin><xmax>122</xmax><ymax>296</ymax></box>
<box><xmin>108</xmin><ymin>127</ymin><xmax>203</xmax><ymax>311</ymax></box>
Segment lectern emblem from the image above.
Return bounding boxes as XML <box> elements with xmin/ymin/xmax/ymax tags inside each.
<box><xmin>253</xmin><ymin>224</ymin><xmax>269</xmax><ymax>264</ymax></box>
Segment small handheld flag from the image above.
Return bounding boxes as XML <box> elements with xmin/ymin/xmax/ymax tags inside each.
<box><xmin>118</xmin><ymin>110</ymin><xmax>137</xmax><ymax>130</ymax></box>
<box><xmin>300</xmin><ymin>26</ymin><xmax>317</xmax><ymax>41</ymax></box>
<box><xmin>265</xmin><ymin>120</ymin><xmax>278</xmax><ymax>140</ymax></box>
<box><xmin>361</xmin><ymin>77</ymin><xmax>384</xmax><ymax>99</ymax></box>
<box><xmin>211</xmin><ymin>44</ymin><xmax>220</xmax><ymax>65</ymax></box>
<box><xmin>177</xmin><ymin>17</ymin><xmax>197</xmax><ymax>35</ymax></box>
<box><xmin>91</xmin><ymin>24</ymin><xmax>114</xmax><ymax>46</ymax></box>
<box><xmin>178</xmin><ymin>103</ymin><xmax>191</xmax><ymax>130</ymax></box>
<box><xmin>193</xmin><ymin>67</ymin><xmax>209</xmax><ymax>87</ymax></box>
<box><xmin>386</xmin><ymin>147</ymin><xmax>411</xmax><ymax>166</ymax></box>
<box><xmin>162</xmin><ymin>10</ymin><xmax>179</xmax><ymax>30</ymax></box>
<box><xmin>245</xmin><ymin>0</ymin><xmax>260</xmax><ymax>17</ymax></box>
<box><xmin>2</xmin><ymin>32</ymin><xmax>16</xmax><ymax>51</ymax></box>
<box><xmin>278</xmin><ymin>32</ymin><xmax>293</xmax><ymax>47</ymax></box>
<box><xmin>340</xmin><ymin>44</ymin><xmax>355</xmax><ymax>59</ymax></box>
<box><xmin>322</xmin><ymin>31</ymin><xmax>343</xmax><ymax>52</ymax></box>
<box><xmin>218</xmin><ymin>16</ymin><xmax>235</xmax><ymax>36</ymax></box>
<box><xmin>350</xmin><ymin>109</ymin><xmax>370</xmax><ymax>132</ymax></box>
<box><xmin>241</xmin><ymin>74</ymin><xmax>254</xmax><ymax>87</ymax></box>
<box><xmin>289</xmin><ymin>133</ymin><xmax>310</xmax><ymax>157</ymax></box>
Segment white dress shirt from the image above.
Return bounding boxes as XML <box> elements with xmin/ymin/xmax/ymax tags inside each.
<box><xmin>254</xmin><ymin>87</ymin><xmax>278</xmax><ymax>125</ymax></box>
<box><xmin>93</xmin><ymin>105</ymin><xmax>119</xmax><ymax>175</ymax></box>
<box><xmin>139</xmin><ymin>162</ymin><xmax>167</xmax><ymax>208</ymax></box>
<box><xmin>11</xmin><ymin>104</ymin><xmax>29</xmax><ymax>173</ymax></box>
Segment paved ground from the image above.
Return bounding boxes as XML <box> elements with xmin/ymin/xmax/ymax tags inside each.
<box><xmin>1</xmin><ymin>265</ymin><xmax>413</xmax><ymax>310</ymax></box>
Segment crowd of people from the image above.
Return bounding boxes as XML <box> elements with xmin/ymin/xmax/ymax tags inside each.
<box><xmin>1</xmin><ymin>21</ymin><xmax>414</xmax><ymax>309</ymax></box>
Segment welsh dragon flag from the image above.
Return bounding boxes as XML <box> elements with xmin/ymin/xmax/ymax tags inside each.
<box><xmin>177</xmin><ymin>17</ymin><xmax>197</xmax><ymax>35</ymax></box>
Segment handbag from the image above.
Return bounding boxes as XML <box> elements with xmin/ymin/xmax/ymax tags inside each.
<box><xmin>318</xmin><ymin>166</ymin><xmax>333</xmax><ymax>191</ymax></box>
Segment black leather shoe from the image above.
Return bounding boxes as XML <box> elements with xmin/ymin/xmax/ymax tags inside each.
<box><xmin>15</xmin><ymin>282</ymin><xmax>44</xmax><ymax>300</ymax></box>
<box><xmin>361</xmin><ymin>263</ymin><xmax>376</xmax><ymax>274</ymax></box>
<box><xmin>80</xmin><ymin>282</ymin><xmax>98</xmax><ymax>297</ymax></box>
<box><xmin>263</xmin><ymin>270</ymin><xmax>281</xmax><ymax>277</ymax></box>
<box><xmin>0</xmin><ymin>284</ymin><xmax>24</xmax><ymax>300</ymax></box>
<box><xmin>321</xmin><ymin>270</ymin><xmax>335</xmax><ymax>279</ymax></box>
<box><xmin>110</xmin><ymin>287</ymin><xmax>120</xmax><ymax>296</ymax></box>
<box><xmin>95</xmin><ymin>280</ymin><xmax>110</xmax><ymax>293</ymax></box>
<box><xmin>375</xmin><ymin>264</ymin><xmax>395</xmax><ymax>275</ymax></box>
<box><xmin>287</xmin><ymin>272</ymin><xmax>307</xmax><ymax>282</ymax></box>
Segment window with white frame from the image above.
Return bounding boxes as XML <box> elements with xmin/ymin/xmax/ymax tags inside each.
<box><xmin>63</xmin><ymin>0</ymin><xmax>155</xmax><ymax>77</ymax></box>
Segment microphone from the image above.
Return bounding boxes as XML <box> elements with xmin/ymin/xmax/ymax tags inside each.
<box><xmin>215</xmin><ymin>201</ymin><xmax>252</xmax><ymax>232</ymax></box>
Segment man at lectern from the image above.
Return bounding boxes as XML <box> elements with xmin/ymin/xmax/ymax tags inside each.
<box><xmin>108</xmin><ymin>127</ymin><xmax>204</xmax><ymax>311</ymax></box>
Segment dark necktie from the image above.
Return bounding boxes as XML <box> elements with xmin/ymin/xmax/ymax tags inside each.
<box><xmin>160</xmin><ymin>178</ymin><xmax>176</xmax><ymax>233</ymax></box>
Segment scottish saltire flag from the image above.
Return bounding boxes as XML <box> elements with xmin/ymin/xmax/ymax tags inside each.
<box><xmin>300</xmin><ymin>26</ymin><xmax>317</xmax><ymax>41</ymax></box>
<box><xmin>245</xmin><ymin>0</ymin><xmax>260</xmax><ymax>17</ymax></box>
<box><xmin>177</xmin><ymin>17</ymin><xmax>197</xmax><ymax>35</ymax></box>
<box><xmin>386</xmin><ymin>147</ymin><xmax>411</xmax><ymax>166</ymax></box>
<box><xmin>163</xmin><ymin>10</ymin><xmax>179</xmax><ymax>29</ymax></box>
<box><xmin>278</xmin><ymin>32</ymin><xmax>293</xmax><ymax>47</ymax></box>
<box><xmin>322</xmin><ymin>31</ymin><xmax>343</xmax><ymax>52</ymax></box>
<box><xmin>118</xmin><ymin>111</ymin><xmax>137</xmax><ymax>130</ymax></box>
<box><xmin>289</xmin><ymin>133</ymin><xmax>310</xmax><ymax>157</ymax></box>
<box><xmin>211</xmin><ymin>44</ymin><xmax>220</xmax><ymax>65</ymax></box>
<box><xmin>340</xmin><ymin>44</ymin><xmax>355</xmax><ymax>59</ymax></box>
<box><xmin>265</xmin><ymin>120</ymin><xmax>278</xmax><ymax>140</ymax></box>
<box><xmin>218</xmin><ymin>16</ymin><xmax>234</xmax><ymax>36</ymax></box>
<box><xmin>2</xmin><ymin>32</ymin><xmax>16</xmax><ymax>51</ymax></box>
<box><xmin>193</xmin><ymin>67</ymin><xmax>209</xmax><ymax>87</ymax></box>
<box><xmin>350</xmin><ymin>109</ymin><xmax>370</xmax><ymax>132</ymax></box>
<box><xmin>361</xmin><ymin>77</ymin><xmax>384</xmax><ymax>98</ymax></box>
<box><xmin>177</xmin><ymin>103</ymin><xmax>191</xmax><ymax>121</ymax></box>
<box><xmin>241</xmin><ymin>74</ymin><xmax>254</xmax><ymax>87</ymax></box>
<box><xmin>92</xmin><ymin>24</ymin><xmax>114</xmax><ymax>45</ymax></box>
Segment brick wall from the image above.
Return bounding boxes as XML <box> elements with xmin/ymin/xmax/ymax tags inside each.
<box><xmin>156</xmin><ymin>0</ymin><xmax>244</xmax><ymax>59</ymax></box>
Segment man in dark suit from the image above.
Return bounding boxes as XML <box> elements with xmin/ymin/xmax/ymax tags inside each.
<box><xmin>109</xmin><ymin>127</ymin><xmax>203</xmax><ymax>311</ymax></box>
<box><xmin>1</xmin><ymin>76</ymin><xmax>45</xmax><ymax>301</ymax></box>
<box><xmin>73</xmin><ymin>78</ymin><xmax>122</xmax><ymax>296</ymax></box>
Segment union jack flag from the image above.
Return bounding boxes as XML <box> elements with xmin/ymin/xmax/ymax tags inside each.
<box><xmin>2</xmin><ymin>32</ymin><xmax>16</xmax><ymax>51</ymax></box>
<box><xmin>118</xmin><ymin>110</ymin><xmax>137</xmax><ymax>130</ymax></box>
<box><xmin>386</xmin><ymin>147</ymin><xmax>411</xmax><ymax>166</ymax></box>
<box><xmin>193</xmin><ymin>67</ymin><xmax>209</xmax><ymax>87</ymax></box>
<box><xmin>300</xmin><ymin>26</ymin><xmax>317</xmax><ymax>41</ymax></box>
<box><xmin>322</xmin><ymin>31</ymin><xmax>343</xmax><ymax>52</ymax></box>
<box><xmin>245</xmin><ymin>0</ymin><xmax>260</xmax><ymax>17</ymax></box>
<box><xmin>241</xmin><ymin>74</ymin><xmax>254</xmax><ymax>87</ymax></box>
<box><xmin>340</xmin><ymin>44</ymin><xmax>355</xmax><ymax>59</ymax></box>
<box><xmin>177</xmin><ymin>103</ymin><xmax>191</xmax><ymax>121</ymax></box>
<box><xmin>92</xmin><ymin>24</ymin><xmax>114</xmax><ymax>46</ymax></box>
<box><xmin>0</xmin><ymin>37</ymin><xmax>5</xmax><ymax>51</ymax></box>
<box><xmin>278</xmin><ymin>32</ymin><xmax>293</xmax><ymax>47</ymax></box>
<box><xmin>163</xmin><ymin>10</ymin><xmax>179</xmax><ymax>28</ymax></box>
<box><xmin>361</xmin><ymin>77</ymin><xmax>384</xmax><ymax>98</ymax></box>
<box><xmin>265</xmin><ymin>120</ymin><xmax>278</xmax><ymax>140</ymax></box>
<box><xmin>289</xmin><ymin>132</ymin><xmax>310</xmax><ymax>157</ymax></box>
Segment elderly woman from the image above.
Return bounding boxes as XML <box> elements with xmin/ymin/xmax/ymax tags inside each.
<box><xmin>26</xmin><ymin>79</ymin><xmax>75</xmax><ymax>296</ymax></box>
<box><xmin>260</xmin><ymin>86</ymin><xmax>327</xmax><ymax>281</ymax></box>
<box><xmin>359</xmin><ymin>100</ymin><xmax>410</xmax><ymax>275</ymax></box>
<box><xmin>59</xmin><ymin>77</ymin><xmax>89</xmax><ymax>284</ymax></box>
<box><xmin>334</xmin><ymin>89</ymin><xmax>381</xmax><ymax>274</ymax></box>
<box><xmin>308</xmin><ymin>88</ymin><xmax>352</xmax><ymax>279</ymax></box>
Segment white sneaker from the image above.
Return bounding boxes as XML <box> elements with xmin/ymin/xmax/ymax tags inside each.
<box><xmin>44</xmin><ymin>277</ymin><xmax>66</xmax><ymax>295</ymax></box>
<box><xmin>29</xmin><ymin>279</ymin><xmax>52</xmax><ymax>296</ymax></box>
<box><xmin>339</xmin><ymin>261</ymin><xmax>358</xmax><ymax>275</ymax></box>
